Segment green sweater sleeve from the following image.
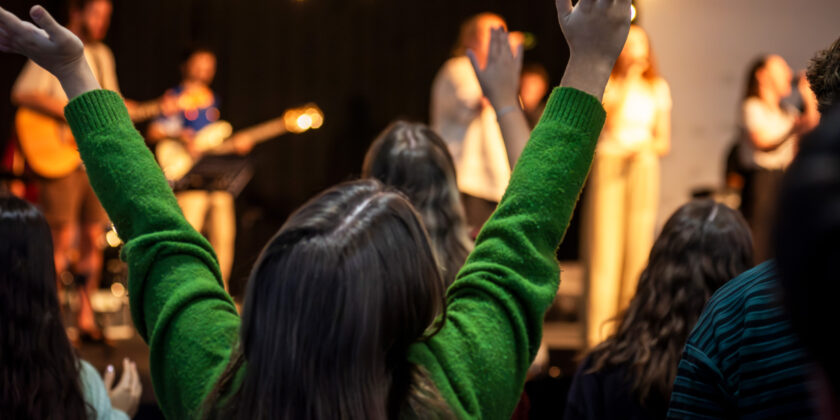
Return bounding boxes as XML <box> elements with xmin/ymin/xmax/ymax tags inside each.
<box><xmin>65</xmin><ymin>90</ymin><xmax>240</xmax><ymax>419</ymax></box>
<box><xmin>407</xmin><ymin>87</ymin><xmax>605</xmax><ymax>418</ymax></box>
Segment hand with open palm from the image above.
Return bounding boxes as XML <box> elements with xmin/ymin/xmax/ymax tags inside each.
<box><xmin>556</xmin><ymin>0</ymin><xmax>633</xmax><ymax>100</ymax></box>
<box><xmin>0</xmin><ymin>5</ymin><xmax>100</xmax><ymax>99</ymax></box>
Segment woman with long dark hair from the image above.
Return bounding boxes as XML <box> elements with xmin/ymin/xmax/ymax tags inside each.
<box><xmin>0</xmin><ymin>1</ymin><xmax>632</xmax><ymax>418</ymax></box>
<box><xmin>582</xmin><ymin>24</ymin><xmax>672</xmax><ymax>347</ymax></box>
<box><xmin>565</xmin><ymin>200</ymin><xmax>754</xmax><ymax>419</ymax></box>
<box><xmin>362</xmin><ymin>122</ymin><xmax>473</xmax><ymax>286</ymax></box>
<box><xmin>0</xmin><ymin>195</ymin><xmax>142</xmax><ymax>419</ymax></box>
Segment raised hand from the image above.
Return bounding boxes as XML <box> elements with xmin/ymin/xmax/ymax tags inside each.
<box><xmin>467</xmin><ymin>27</ymin><xmax>523</xmax><ymax>111</ymax></box>
<box><xmin>104</xmin><ymin>358</ymin><xmax>143</xmax><ymax>417</ymax></box>
<box><xmin>0</xmin><ymin>5</ymin><xmax>99</xmax><ymax>99</ymax></box>
<box><xmin>556</xmin><ymin>0</ymin><xmax>632</xmax><ymax>99</ymax></box>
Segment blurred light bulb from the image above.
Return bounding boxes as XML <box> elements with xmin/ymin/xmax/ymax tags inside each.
<box><xmin>106</xmin><ymin>228</ymin><xmax>122</xmax><ymax>248</ymax></box>
<box><xmin>111</xmin><ymin>282</ymin><xmax>126</xmax><ymax>298</ymax></box>
<box><xmin>630</xmin><ymin>4</ymin><xmax>637</xmax><ymax>22</ymax></box>
<box><xmin>296</xmin><ymin>114</ymin><xmax>313</xmax><ymax>131</ymax></box>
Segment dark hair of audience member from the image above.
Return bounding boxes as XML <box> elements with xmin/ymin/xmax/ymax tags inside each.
<box><xmin>806</xmin><ymin>37</ymin><xmax>840</xmax><ymax>114</ymax></box>
<box><xmin>362</xmin><ymin>121</ymin><xmax>473</xmax><ymax>285</ymax></box>
<box><xmin>744</xmin><ymin>55</ymin><xmax>771</xmax><ymax>100</ymax></box>
<box><xmin>776</xmin><ymin>105</ymin><xmax>840</xmax><ymax>396</ymax></box>
<box><xmin>203</xmin><ymin>180</ymin><xmax>454</xmax><ymax>419</ymax></box>
<box><xmin>586</xmin><ymin>199</ymin><xmax>754</xmax><ymax>405</ymax></box>
<box><xmin>0</xmin><ymin>195</ymin><xmax>90</xmax><ymax>420</ymax></box>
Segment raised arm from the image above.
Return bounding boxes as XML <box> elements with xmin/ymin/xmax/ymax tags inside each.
<box><xmin>468</xmin><ymin>27</ymin><xmax>532</xmax><ymax>168</ymax></box>
<box><xmin>0</xmin><ymin>6</ymin><xmax>239</xmax><ymax>418</ymax></box>
<box><xmin>408</xmin><ymin>0</ymin><xmax>631</xmax><ymax>417</ymax></box>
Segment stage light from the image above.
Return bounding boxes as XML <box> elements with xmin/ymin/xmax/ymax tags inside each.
<box><xmin>111</xmin><ymin>282</ymin><xmax>126</xmax><ymax>298</ymax></box>
<box><xmin>296</xmin><ymin>114</ymin><xmax>313</xmax><ymax>131</ymax></box>
<box><xmin>106</xmin><ymin>226</ymin><xmax>123</xmax><ymax>248</ymax></box>
<box><xmin>631</xmin><ymin>4</ymin><xmax>637</xmax><ymax>22</ymax></box>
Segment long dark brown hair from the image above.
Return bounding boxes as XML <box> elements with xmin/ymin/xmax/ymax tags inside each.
<box><xmin>362</xmin><ymin>121</ymin><xmax>473</xmax><ymax>286</ymax></box>
<box><xmin>203</xmin><ymin>180</ymin><xmax>454</xmax><ymax>419</ymax></box>
<box><xmin>586</xmin><ymin>200</ymin><xmax>754</xmax><ymax>406</ymax></box>
<box><xmin>0</xmin><ymin>195</ymin><xmax>90</xmax><ymax>419</ymax></box>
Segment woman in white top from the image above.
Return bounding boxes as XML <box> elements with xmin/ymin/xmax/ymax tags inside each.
<box><xmin>583</xmin><ymin>24</ymin><xmax>671</xmax><ymax>347</ymax></box>
<box><xmin>430</xmin><ymin>13</ymin><xmax>511</xmax><ymax>230</ymax></box>
<box><xmin>738</xmin><ymin>55</ymin><xmax>819</xmax><ymax>262</ymax></box>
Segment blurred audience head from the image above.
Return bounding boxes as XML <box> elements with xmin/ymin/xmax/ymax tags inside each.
<box><xmin>776</xmin><ymin>106</ymin><xmax>840</xmax><ymax>418</ymax></box>
<box><xmin>807</xmin><ymin>36</ymin><xmax>840</xmax><ymax>113</ymax></box>
<box><xmin>362</xmin><ymin>121</ymin><xmax>472</xmax><ymax>286</ymax></box>
<box><xmin>588</xmin><ymin>199</ymin><xmax>753</xmax><ymax>405</ymax></box>
<box><xmin>0</xmin><ymin>195</ymin><xmax>88</xmax><ymax>419</ymax></box>
<box><xmin>206</xmin><ymin>180</ymin><xmax>453</xmax><ymax>418</ymax></box>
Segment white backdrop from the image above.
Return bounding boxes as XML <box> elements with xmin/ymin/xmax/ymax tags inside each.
<box><xmin>636</xmin><ymin>0</ymin><xmax>838</xmax><ymax>228</ymax></box>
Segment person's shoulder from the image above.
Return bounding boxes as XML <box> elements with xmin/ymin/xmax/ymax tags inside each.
<box><xmin>440</xmin><ymin>56</ymin><xmax>472</xmax><ymax>75</ymax></box>
<box><xmin>742</xmin><ymin>96</ymin><xmax>767</xmax><ymax>113</ymax></box>
<box><xmin>704</xmin><ymin>261</ymin><xmax>779</xmax><ymax>313</ymax></box>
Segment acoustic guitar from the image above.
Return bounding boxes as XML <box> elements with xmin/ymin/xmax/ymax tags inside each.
<box><xmin>155</xmin><ymin>104</ymin><xmax>323</xmax><ymax>182</ymax></box>
<box><xmin>15</xmin><ymin>101</ymin><xmax>165</xmax><ymax>179</ymax></box>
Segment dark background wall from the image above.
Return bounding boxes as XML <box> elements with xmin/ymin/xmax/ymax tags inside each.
<box><xmin>0</xmin><ymin>0</ymin><xmax>572</xmax><ymax>294</ymax></box>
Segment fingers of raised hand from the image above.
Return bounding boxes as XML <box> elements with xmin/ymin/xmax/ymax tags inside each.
<box><xmin>491</xmin><ymin>27</ymin><xmax>510</xmax><ymax>63</ymax></box>
<box><xmin>555</xmin><ymin>0</ymin><xmax>574</xmax><ymax>18</ymax></box>
<box><xmin>117</xmin><ymin>358</ymin><xmax>132</xmax><ymax>390</ymax></box>
<box><xmin>103</xmin><ymin>364</ymin><xmax>116</xmax><ymax>390</ymax></box>
<box><xmin>29</xmin><ymin>5</ymin><xmax>63</xmax><ymax>38</ymax></box>
<box><xmin>130</xmin><ymin>362</ymin><xmax>142</xmax><ymax>396</ymax></box>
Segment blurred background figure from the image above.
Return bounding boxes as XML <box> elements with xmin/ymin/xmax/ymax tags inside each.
<box><xmin>520</xmin><ymin>62</ymin><xmax>550</xmax><ymax>128</ymax></box>
<box><xmin>583</xmin><ymin>24</ymin><xmax>672</xmax><ymax>347</ymax></box>
<box><xmin>147</xmin><ymin>48</ymin><xmax>240</xmax><ymax>288</ymax></box>
<box><xmin>431</xmin><ymin>12</ymin><xmax>510</xmax><ymax>231</ymax></box>
<box><xmin>11</xmin><ymin>0</ymin><xmax>117</xmax><ymax>340</ymax></box>
<box><xmin>738</xmin><ymin>54</ymin><xmax>819</xmax><ymax>263</ymax></box>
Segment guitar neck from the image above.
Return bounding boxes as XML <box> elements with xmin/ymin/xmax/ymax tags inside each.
<box><xmin>129</xmin><ymin>99</ymin><xmax>163</xmax><ymax>123</ymax></box>
<box><xmin>209</xmin><ymin>117</ymin><xmax>289</xmax><ymax>155</ymax></box>
<box><xmin>238</xmin><ymin>117</ymin><xmax>289</xmax><ymax>144</ymax></box>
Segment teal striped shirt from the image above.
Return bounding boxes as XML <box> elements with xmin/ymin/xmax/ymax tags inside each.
<box><xmin>667</xmin><ymin>261</ymin><xmax>816</xmax><ymax>419</ymax></box>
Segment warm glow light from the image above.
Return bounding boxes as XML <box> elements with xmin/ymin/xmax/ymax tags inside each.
<box><xmin>306</xmin><ymin>106</ymin><xmax>324</xmax><ymax>129</ymax></box>
<box><xmin>296</xmin><ymin>114</ymin><xmax>313</xmax><ymax>131</ymax></box>
<box><xmin>111</xmin><ymin>282</ymin><xmax>126</xmax><ymax>298</ymax></box>
<box><xmin>630</xmin><ymin>4</ymin><xmax>637</xmax><ymax>22</ymax></box>
<box><xmin>106</xmin><ymin>227</ymin><xmax>122</xmax><ymax>248</ymax></box>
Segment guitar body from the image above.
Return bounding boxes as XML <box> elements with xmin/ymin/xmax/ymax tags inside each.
<box><xmin>154</xmin><ymin>104</ymin><xmax>323</xmax><ymax>182</ymax></box>
<box><xmin>155</xmin><ymin>140</ymin><xmax>195</xmax><ymax>182</ymax></box>
<box><xmin>16</xmin><ymin>108</ymin><xmax>82</xmax><ymax>179</ymax></box>
<box><xmin>155</xmin><ymin>121</ymin><xmax>232</xmax><ymax>182</ymax></box>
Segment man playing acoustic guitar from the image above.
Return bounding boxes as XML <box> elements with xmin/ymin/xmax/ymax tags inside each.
<box><xmin>11</xmin><ymin>0</ymin><xmax>174</xmax><ymax>339</ymax></box>
<box><xmin>147</xmin><ymin>48</ymin><xmax>253</xmax><ymax>290</ymax></box>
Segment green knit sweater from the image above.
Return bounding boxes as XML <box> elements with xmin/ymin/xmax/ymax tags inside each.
<box><xmin>64</xmin><ymin>87</ymin><xmax>605</xmax><ymax>419</ymax></box>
